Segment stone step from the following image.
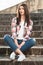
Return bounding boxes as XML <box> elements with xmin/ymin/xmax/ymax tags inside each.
<box><xmin>30</xmin><ymin>13</ymin><xmax>43</xmax><ymax>20</ymax></box>
<box><xmin>0</xmin><ymin>45</ymin><xmax>43</xmax><ymax>48</ymax></box>
<box><xmin>0</xmin><ymin>30</ymin><xmax>43</xmax><ymax>38</ymax></box>
<box><xmin>0</xmin><ymin>14</ymin><xmax>16</xmax><ymax>20</ymax></box>
<box><xmin>0</xmin><ymin>20</ymin><xmax>11</xmax><ymax>23</ymax></box>
<box><xmin>33</xmin><ymin>26</ymin><xmax>43</xmax><ymax>31</ymax></box>
<box><xmin>0</xmin><ymin>25</ymin><xmax>43</xmax><ymax>31</ymax></box>
<box><xmin>0</xmin><ymin>25</ymin><xmax>11</xmax><ymax>31</ymax></box>
<box><xmin>0</xmin><ymin>25</ymin><xmax>43</xmax><ymax>26</ymax></box>
<box><xmin>0</xmin><ymin>31</ymin><xmax>11</xmax><ymax>37</ymax></box>
<box><xmin>0</xmin><ymin>56</ymin><xmax>11</xmax><ymax>61</ymax></box>
<box><xmin>0</xmin><ymin>20</ymin><xmax>43</xmax><ymax>25</ymax></box>
<box><xmin>0</xmin><ymin>24</ymin><xmax>43</xmax><ymax>27</ymax></box>
<box><xmin>33</xmin><ymin>25</ymin><xmax>42</xmax><ymax>31</ymax></box>
<box><xmin>0</xmin><ymin>55</ymin><xmax>43</xmax><ymax>61</ymax></box>
<box><xmin>0</xmin><ymin>13</ymin><xmax>43</xmax><ymax>19</ymax></box>
<box><xmin>0</xmin><ymin>45</ymin><xmax>43</xmax><ymax>55</ymax></box>
<box><xmin>0</xmin><ymin>15</ymin><xmax>43</xmax><ymax>25</ymax></box>
<box><xmin>0</xmin><ymin>14</ymin><xmax>15</xmax><ymax>25</ymax></box>
<box><xmin>0</xmin><ymin>37</ymin><xmax>43</xmax><ymax>45</ymax></box>
<box><xmin>0</xmin><ymin>20</ymin><xmax>43</xmax><ymax>28</ymax></box>
<box><xmin>0</xmin><ymin>56</ymin><xmax>12</xmax><ymax>65</ymax></box>
<box><xmin>32</xmin><ymin>31</ymin><xmax>43</xmax><ymax>37</ymax></box>
<box><xmin>0</xmin><ymin>31</ymin><xmax>43</xmax><ymax>37</ymax></box>
<box><xmin>0</xmin><ymin>13</ymin><xmax>43</xmax><ymax>20</ymax></box>
<box><xmin>0</xmin><ymin>55</ymin><xmax>43</xmax><ymax>65</ymax></box>
<box><xmin>0</xmin><ymin>19</ymin><xmax>43</xmax><ymax>23</ymax></box>
<box><xmin>33</xmin><ymin>20</ymin><xmax>43</xmax><ymax>25</ymax></box>
<box><xmin>0</xmin><ymin>22</ymin><xmax>11</xmax><ymax>25</ymax></box>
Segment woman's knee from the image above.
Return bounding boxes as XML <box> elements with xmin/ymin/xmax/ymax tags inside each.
<box><xmin>4</xmin><ymin>34</ymin><xmax>10</xmax><ymax>41</ymax></box>
<box><xmin>32</xmin><ymin>38</ymin><xmax>36</xmax><ymax>45</ymax></box>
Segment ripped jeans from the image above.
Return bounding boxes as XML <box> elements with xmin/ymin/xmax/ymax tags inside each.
<box><xmin>4</xmin><ymin>34</ymin><xmax>36</xmax><ymax>52</ymax></box>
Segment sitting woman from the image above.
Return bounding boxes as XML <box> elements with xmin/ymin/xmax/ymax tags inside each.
<box><xmin>4</xmin><ymin>4</ymin><xmax>36</xmax><ymax>61</ymax></box>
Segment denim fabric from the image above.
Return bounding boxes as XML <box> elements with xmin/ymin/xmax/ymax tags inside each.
<box><xmin>4</xmin><ymin>34</ymin><xmax>18</xmax><ymax>51</ymax></box>
<box><xmin>4</xmin><ymin>34</ymin><xmax>36</xmax><ymax>52</ymax></box>
<box><xmin>20</xmin><ymin>38</ymin><xmax>36</xmax><ymax>52</ymax></box>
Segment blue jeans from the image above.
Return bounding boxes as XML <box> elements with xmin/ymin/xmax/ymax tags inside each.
<box><xmin>4</xmin><ymin>34</ymin><xmax>36</xmax><ymax>52</ymax></box>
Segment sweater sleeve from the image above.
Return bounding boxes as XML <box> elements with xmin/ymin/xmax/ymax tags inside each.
<box><xmin>24</xmin><ymin>20</ymin><xmax>33</xmax><ymax>41</ymax></box>
<box><xmin>27</xmin><ymin>19</ymin><xmax>33</xmax><ymax>36</ymax></box>
<box><xmin>11</xmin><ymin>17</ymin><xmax>17</xmax><ymax>39</ymax></box>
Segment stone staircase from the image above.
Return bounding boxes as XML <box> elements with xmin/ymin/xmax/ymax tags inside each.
<box><xmin>0</xmin><ymin>13</ymin><xmax>43</xmax><ymax>65</ymax></box>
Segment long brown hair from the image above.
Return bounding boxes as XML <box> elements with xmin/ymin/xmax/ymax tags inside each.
<box><xmin>17</xmin><ymin>4</ymin><xmax>30</xmax><ymax>26</ymax></box>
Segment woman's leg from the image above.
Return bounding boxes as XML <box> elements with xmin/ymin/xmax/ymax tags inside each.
<box><xmin>4</xmin><ymin>35</ymin><xmax>26</xmax><ymax>61</ymax></box>
<box><xmin>20</xmin><ymin>38</ymin><xmax>36</xmax><ymax>52</ymax></box>
<box><xmin>4</xmin><ymin>34</ymin><xmax>23</xmax><ymax>55</ymax></box>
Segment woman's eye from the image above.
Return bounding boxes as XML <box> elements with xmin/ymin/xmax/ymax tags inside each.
<box><xmin>19</xmin><ymin>8</ymin><xmax>21</xmax><ymax>10</ymax></box>
<box><xmin>19</xmin><ymin>8</ymin><xmax>24</xmax><ymax>10</ymax></box>
<box><xmin>22</xmin><ymin>8</ymin><xmax>24</xmax><ymax>9</ymax></box>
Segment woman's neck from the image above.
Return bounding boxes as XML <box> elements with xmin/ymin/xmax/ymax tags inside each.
<box><xmin>21</xmin><ymin>15</ymin><xmax>25</xmax><ymax>22</ymax></box>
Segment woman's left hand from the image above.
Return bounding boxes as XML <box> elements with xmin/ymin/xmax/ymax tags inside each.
<box><xmin>19</xmin><ymin>41</ymin><xmax>25</xmax><ymax>49</ymax></box>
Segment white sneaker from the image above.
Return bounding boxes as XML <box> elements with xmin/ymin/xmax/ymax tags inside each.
<box><xmin>10</xmin><ymin>52</ymin><xmax>16</xmax><ymax>60</ymax></box>
<box><xmin>17</xmin><ymin>54</ymin><xmax>26</xmax><ymax>61</ymax></box>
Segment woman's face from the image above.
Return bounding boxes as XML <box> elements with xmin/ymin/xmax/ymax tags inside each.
<box><xmin>19</xmin><ymin>6</ymin><xmax>25</xmax><ymax>16</ymax></box>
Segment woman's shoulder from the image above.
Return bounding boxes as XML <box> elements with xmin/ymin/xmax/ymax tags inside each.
<box><xmin>12</xmin><ymin>17</ymin><xmax>17</xmax><ymax>20</ymax></box>
<box><xmin>12</xmin><ymin>17</ymin><xmax>17</xmax><ymax>23</ymax></box>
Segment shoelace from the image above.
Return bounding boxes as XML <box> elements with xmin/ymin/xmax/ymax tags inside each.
<box><xmin>15</xmin><ymin>55</ymin><xmax>19</xmax><ymax>59</ymax></box>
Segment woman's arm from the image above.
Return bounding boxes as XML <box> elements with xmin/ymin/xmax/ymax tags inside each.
<box><xmin>27</xmin><ymin>20</ymin><xmax>33</xmax><ymax>35</ymax></box>
<box><xmin>24</xmin><ymin>20</ymin><xmax>33</xmax><ymax>39</ymax></box>
<box><xmin>11</xmin><ymin>17</ymin><xmax>20</xmax><ymax>47</ymax></box>
<box><xmin>11</xmin><ymin>17</ymin><xmax>17</xmax><ymax>39</ymax></box>
<box><xmin>19</xmin><ymin>41</ymin><xmax>25</xmax><ymax>48</ymax></box>
<box><xmin>14</xmin><ymin>39</ymin><xmax>19</xmax><ymax>47</ymax></box>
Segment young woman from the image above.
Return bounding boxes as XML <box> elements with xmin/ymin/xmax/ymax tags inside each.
<box><xmin>4</xmin><ymin>4</ymin><xmax>36</xmax><ymax>61</ymax></box>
